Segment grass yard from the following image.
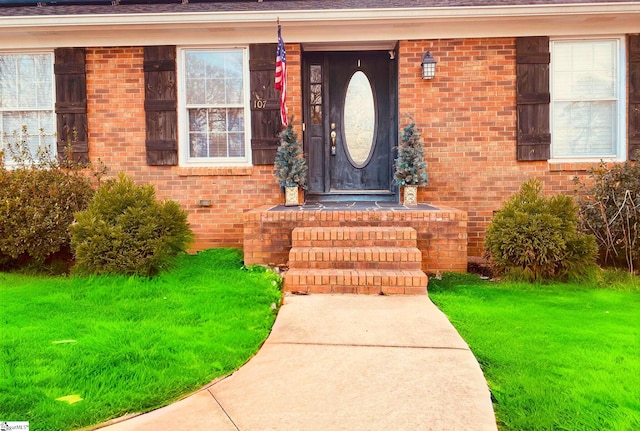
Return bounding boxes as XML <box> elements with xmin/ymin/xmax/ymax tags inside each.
<box><xmin>0</xmin><ymin>249</ymin><xmax>281</xmax><ymax>431</ymax></box>
<box><xmin>429</xmin><ymin>273</ymin><xmax>640</xmax><ymax>431</ymax></box>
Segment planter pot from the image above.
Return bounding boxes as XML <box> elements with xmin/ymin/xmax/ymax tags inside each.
<box><xmin>284</xmin><ymin>186</ymin><xmax>300</xmax><ymax>206</ymax></box>
<box><xmin>403</xmin><ymin>185</ymin><xmax>418</xmax><ymax>206</ymax></box>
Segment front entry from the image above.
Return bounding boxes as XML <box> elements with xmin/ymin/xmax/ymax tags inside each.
<box><xmin>303</xmin><ymin>51</ymin><xmax>398</xmax><ymax>202</ymax></box>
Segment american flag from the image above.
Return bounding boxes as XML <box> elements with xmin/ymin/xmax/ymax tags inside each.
<box><xmin>275</xmin><ymin>23</ymin><xmax>287</xmax><ymax>127</ymax></box>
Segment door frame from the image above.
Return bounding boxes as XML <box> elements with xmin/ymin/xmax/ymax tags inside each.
<box><xmin>301</xmin><ymin>47</ymin><xmax>399</xmax><ymax>202</ymax></box>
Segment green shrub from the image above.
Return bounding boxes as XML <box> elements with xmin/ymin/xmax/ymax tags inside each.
<box><xmin>274</xmin><ymin>123</ymin><xmax>308</xmax><ymax>188</ymax></box>
<box><xmin>485</xmin><ymin>179</ymin><xmax>597</xmax><ymax>281</ymax></box>
<box><xmin>71</xmin><ymin>173</ymin><xmax>194</xmax><ymax>277</ymax></box>
<box><xmin>0</xmin><ymin>129</ymin><xmax>95</xmax><ymax>271</ymax></box>
<box><xmin>394</xmin><ymin>119</ymin><xmax>428</xmax><ymax>186</ymax></box>
<box><xmin>574</xmin><ymin>156</ymin><xmax>639</xmax><ymax>273</ymax></box>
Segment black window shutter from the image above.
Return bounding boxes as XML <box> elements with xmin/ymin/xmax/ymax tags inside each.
<box><xmin>249</xmin><ymin>44</ymin><xmax>282</xmax><ymax>165</ymax></box>
<box><xmin>144</xmin><ymin>46</ymin><xmax>178</xmax><ymax>166</ymax></box>
<box><xmin>516</xmin><ymin>37</ymin><xmax>550</xmax><ymax>161</ymax></box>
<box><xmin>629</xmin><ymin>35</ymin><xmax>640</xmax><ymax>161</ymax></box>
<box><xmin>54</xmin><ymin>47</ymin><xmax>88</xmax><ymax>163</ymax></box>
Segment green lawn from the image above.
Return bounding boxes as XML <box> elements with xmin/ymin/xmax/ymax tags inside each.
<box><xmin>0</xmin><ymin>249</ymin><xmax>281</xmax><ymax>431</ymax></box>
<box><xmin>429</xmin><ymin>273</ymin><xmax>640</xmax><ymax>431</ymax></box>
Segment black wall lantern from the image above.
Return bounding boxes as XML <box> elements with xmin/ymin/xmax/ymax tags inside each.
<box><xmin>421</xmin><ymin>51</ymin><xmax>437</xmax><ymax>80</ymax></box>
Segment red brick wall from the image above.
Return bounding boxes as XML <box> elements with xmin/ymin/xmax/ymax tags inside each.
<box><xmin>399</xmin><ymin>38</ymin><xmax>595</xmax><ymax>257</ymax></box>
<box><xmin>85</xmin><ymin>46</ymin><xmax>301</xmax><ymax>250</ymax></box>
<box><xmin>84</xmin><ymin>41</ymin><xmax>597</xmax><ymax>261</ymax></box>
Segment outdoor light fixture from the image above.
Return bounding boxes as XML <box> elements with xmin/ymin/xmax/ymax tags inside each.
<box><xmin>421</xmin><ymin>51</ymin><xmax>436</xmax><ymax>80</ymax></box>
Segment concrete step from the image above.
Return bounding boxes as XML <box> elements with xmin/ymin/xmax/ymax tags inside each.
<box><xmin>288</xmin><ymin>246</ymin><xmax>423</xmax><ymax>270</ymax></box>
<box><xmin>283</xmin><ymin>269</ymin><xmax>428</xmax><ymax>295</ymax></box>
<box><xmin>291</xmin><ymin>226</ymin><xmax>418</xmax><ymax>248</ymax></box>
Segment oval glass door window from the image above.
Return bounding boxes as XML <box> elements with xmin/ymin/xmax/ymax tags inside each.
<box><xmin>343</xmin><ymin>71</ymin><xmax>375</xmax><ymax>167</ymax></box>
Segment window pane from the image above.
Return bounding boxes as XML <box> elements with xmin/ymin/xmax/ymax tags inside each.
<box><xmin>225</xmin><ymin>78</ymin><xmax>243</xmax><ymax>104</ymax></box>
<box><xmin>189</xmin><ymin>133</ymin><xmax>207</xmax><ymax>158</ymax></box>
<box><xmin>0</xmin><ymin>52</ymin><xmax>54</xmax><ymax>165</ymax></box>
<box><xmin>310</xmin><ymin>65</ymin><xmax>321</xmax><ymax>84</ymax></box>
<box><xmin>208</xmin><ymin>108</ymin><xmax>226</xmax><ymax>132</ymax></box>
<box><xmin>188</xmin><ymin>109</ymin><xmax>208</xmax><ymax>132</ymax></box>
<box><xmin>552</xmin><ymin>40</ymin><xmax>619</xmax><ymax>158</ymax></box>
<box><xmin>208</xmin><ymin>133</ymin><xmax>227</xmax><ymax>157</ymax></box>
<box><xmin>17</xmin><ymin>56</ymin><xmax>36</xmax><ymax>108</ymax></box>
<box><xmin>186</xmin><ymin>79</ymin><xmax>205</xmax><ymax>105</ymax></box>
<box><xmin>185</xmin><ymin>52</ymin><xmax>207</xmax><ymax>79</ymax></box>
<box><xmin>2</xmin><ymin>111</ymin><xmax>22</xmax><ymax>135</ymax></box>
<box><xmin>554</xmin><ymin>101</ymin><xmax>616</xmax><ymax>157</ymax></box>
<box><xmin>227</xmin><ymin>108</ymin><xmax>244</xmax><ymax>132</ymax></box>
<box><xmin>228</xmin><ymin>133</ymin><xmax>245</xmax><ymax>157</ymax></box>
<box><xmin>553</xmin><ymin>40</ymin><xmax>616</xmax><ymax>100</ymax></box>
<box><xmin>183</xmin><ymin>49</ymin><xmax>247</xmax><ymax>162</ymax></box>
<box><xmin>0</xmin><ymin>55</ymin><xmax>18</xmax><ymax>108</ymax></box>
<box><xmin>224</xmin><ymin>52</ymin><xmax>243</xmax><ymax>77</ymax></box>
<box><xmin>311</xmin><ymin>105</ymin><xmax>322</xmax><ymax>125</ymax></box>
<box><xmin>205</xmin><ymin>78</ymin><xmax>225</xmax><ymax>105</ymax></box>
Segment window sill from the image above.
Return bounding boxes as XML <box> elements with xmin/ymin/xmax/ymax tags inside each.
<box><xmin>176</xmin><ymin>166</ymin><xmax>254</xmax><ymax>177</ymax></box>
<box><xmin>548</xmin><ymin>159</ymin><xmax>622</xmax><ymax>172</ymax></box>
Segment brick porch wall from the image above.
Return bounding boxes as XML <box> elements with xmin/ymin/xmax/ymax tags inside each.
<box><xmin>243</xmin><ymin>205</ymin><xmax>468</xmax><ymax>274</ymax></box>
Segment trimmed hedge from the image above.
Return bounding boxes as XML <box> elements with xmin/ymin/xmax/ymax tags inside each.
<box><xmin>0</xmin><ymin>135</ymin><xmax>94</xmax><ymax>270</ymax></box>
<box><xmin>71</xmin><ymin>173</ymin><xmax>194</xmax><ymax>277</ymax></box>
<box><xmin>485</xmin><ymin>179</ymin><xmax>597</xmax><ymax>281</ymax></box>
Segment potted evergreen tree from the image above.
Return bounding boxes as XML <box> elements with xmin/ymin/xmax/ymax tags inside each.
<box><xmin>394</xmin><ymin>120</ymin><xmax>428</xmax><ymax>206</ymax></box>
<box><xmin>274</xmin><ymin>123</ymin><xmax>308</xmax><ymax>206</ymax></box>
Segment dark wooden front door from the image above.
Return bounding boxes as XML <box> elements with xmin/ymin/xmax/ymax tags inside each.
<box><xmin>303</xmin><ymin>51</ymin><xmax>397</xmax><ymax>201</ymax></box>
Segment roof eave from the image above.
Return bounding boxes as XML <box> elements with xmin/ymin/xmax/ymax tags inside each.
<box><xmin>1</xmin><ymin>3</ymin><xmax>639</xmax><ymax>49</ymax></box>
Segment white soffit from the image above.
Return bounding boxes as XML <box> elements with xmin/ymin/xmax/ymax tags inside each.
<box><xmin>0</xmin><ymin>3</ymin><xmax>639</xmax><ymax>49</ymax></box>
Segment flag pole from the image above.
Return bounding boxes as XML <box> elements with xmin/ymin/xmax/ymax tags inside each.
<box><xmin>275</xmin><ymin>18</ymin><xmax>288</xmax><ymax>128</ymax></box>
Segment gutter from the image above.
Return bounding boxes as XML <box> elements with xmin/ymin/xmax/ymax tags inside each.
<box><xmin>1</xmin><ymin>2</ymin><xmax>640</xmax><ymax>28</ymax></box>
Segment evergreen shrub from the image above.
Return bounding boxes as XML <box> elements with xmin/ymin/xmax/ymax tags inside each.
<box><xmin>71</xmin><ymin>173</ymin><xmax>194</xmax><ymax>277</ymax></box>
<box><xmin>574</xmin><ymin>155</ymin><xmax>640</xmax><ymax>273</ymax></box>
<box><xmin>485</xmin><ymin>179</ymin><xmax>597</xmax><ymax>281</ymax></box>
<box><xmin>0</xmin><ymin>129</ymin><xmax>94</xmax><ymax>271</ymax></box>
<box><xmin>274</xmin><ymin>123</ymin><xmax>308</xmax><ymax>188</ymax></box>
<box><xmin>394</xmin><ymin>120</ymin><xmax>428</xmax><ymax>186</ymax></box>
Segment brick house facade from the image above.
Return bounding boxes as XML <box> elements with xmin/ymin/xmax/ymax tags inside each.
<box><xmin>1</xmin><ymin>1</ymin><xmax>639</xmax><ymax>267</ymax></box>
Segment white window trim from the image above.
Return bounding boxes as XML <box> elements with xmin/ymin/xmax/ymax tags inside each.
<box><xmin>0</xmin><ymin>50</ymin><xmax>56</xmax><ymax>167</ymax></box>
<box><xmin>177</xmin><ymin>46</ymin><xmax>252</xmax><ymax>167</ymax></box>
<box><xmin>549</xmin><ymin>36</ymin><xmax>626</xmax><ymax>163</ymax></box>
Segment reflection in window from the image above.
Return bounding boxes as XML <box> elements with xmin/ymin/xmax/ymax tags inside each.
<box><xmin>310</xmin><ymin>64</ymin><xmax>322</xmax><ymax>125</ymax></box>
<box><xmin>551</xmin><ymin>39</ymin><xmax>621</xmax><ymax>158</ymax></box>
<box><xmin>344</xmin><ymin>71</ymin><xmax>375</xmax><ymax>167</ymax></box>
<box><xmin>0</xmin><ymin>52</ymin><xmax>56</xmax><ymax>165</ymax></box>
<box><xmin>183</xmin><ymin>49</ymin><xmax>248</xmax><ymax>161</ymax></box>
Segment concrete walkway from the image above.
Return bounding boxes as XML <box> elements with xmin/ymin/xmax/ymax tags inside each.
<box><xmin>96</xmin><ymin>294</ymin><xmax>497</xmax><ymax>431</ymax></box>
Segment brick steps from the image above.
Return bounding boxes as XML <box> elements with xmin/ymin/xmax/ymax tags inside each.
<box><xmin>283</xmin><ymin>226</ymin><xmax>428</xmax><ymax>295</ymax></box>
<box><xmin>291</xmin><ymin>226</ymin><xmax>419</xmax><ymax>248</ymax></box>
<box><xmin>284</xmin><ymin>269</ymin><xmax>428</xmax><ymax>295</ymax></box>
<box><xmin>288</xmin><ymin>247</ymin><xmax>423</xmax><ymax>270</ymax></box>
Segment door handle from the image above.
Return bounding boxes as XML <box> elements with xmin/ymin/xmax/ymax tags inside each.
<box><xmin>330</xmin><ymin>131</ymin><xmax>336</xmax><ymax>156</ymax></box>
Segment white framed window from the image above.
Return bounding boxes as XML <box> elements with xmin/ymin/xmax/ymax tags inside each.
<box><xmin>0</xmin><ymin>51</ymin><xmax>56</xmax><ymax>165</ymax></box>
<box><xmin>178</xmin><ymin>47</ymin><xmax>251</xmax><ymax>166</ymax></box>
<box><xmin>550</xmin><ymin>37</ymin><xmax>626</xmax><ymax>161</ymax></box>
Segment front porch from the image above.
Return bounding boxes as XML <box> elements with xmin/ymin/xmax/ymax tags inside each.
<box><xmin>243</xmin><ymin>202</ymin><xmax>468</xmax><ymax>292</ymax></box>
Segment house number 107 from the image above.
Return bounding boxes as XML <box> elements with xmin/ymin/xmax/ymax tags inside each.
<box><xmin>254</xmin><ymin>99</ymin><xmax>267</xmax><ymax>109</ymax></box>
